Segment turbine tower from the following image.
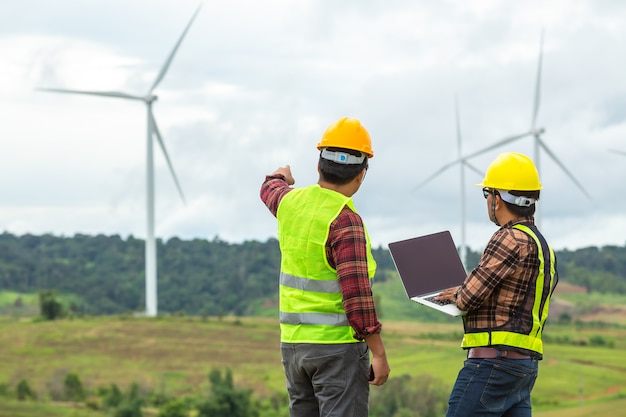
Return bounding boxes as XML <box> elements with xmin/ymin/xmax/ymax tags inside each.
<box><xmin>461</xmin><ymin>30</ymin><xmax>591</xmax><ymax>227</ymax></box>
<box><xmin>37</xmin><ymin>5</ymin><xmax>202</xmax><ymax>317</ymax></box>
<box><xmin>414</xmin><ymin>96</ymin><xmax>483</xmax><ymax>269</ymax></box>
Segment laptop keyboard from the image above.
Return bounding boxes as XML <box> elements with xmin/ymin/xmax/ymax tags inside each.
<box><xmin>424</xmin><ymin>295</ymin><xmax>454</xmax><ymax>306</ymax></box>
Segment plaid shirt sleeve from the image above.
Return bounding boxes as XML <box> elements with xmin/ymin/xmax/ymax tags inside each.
<box><xmin>260</xmin><ymin>175</ymin><xmax>292</xmax><ymax>216</ymax></box>
<box><xmin>456</xmin><ymin>217</ymin><xmax>539</xmax><ymax>329</ymax></box>
<box><xmin>328</xmin><ymin>208</ymin><xmax>382</xmax><ymax>340</ymax></box>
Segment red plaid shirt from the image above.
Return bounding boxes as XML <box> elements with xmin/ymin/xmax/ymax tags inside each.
<box><xmin>260</xmin><ymin>175</ymin><xmax>382</xmax><ymax>340</ymax></box>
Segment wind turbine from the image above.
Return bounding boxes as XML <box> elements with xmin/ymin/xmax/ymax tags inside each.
<box><xmin>37</xmin><ymin>5</ymin><xmax>202</xmax><ymax>317</ymax></box>
<box><xmin>459</xmin><ymin>30</ymin><xmax>591</xmax><ymax>227</ymax></box>
<box><xmin>609</xmin><ymin>149</ymin><xmax>626</xmax><ymax>157</ymax></box>
<box><xmin>414</xmin><ymin>96</ymin><xmax>483</xmax><ymax>269</ymax></box>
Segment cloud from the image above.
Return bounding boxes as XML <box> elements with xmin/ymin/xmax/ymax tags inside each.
<box><xmin>1</xmin><ymin>0</ymin><xmax>625</xmax><ymax>252</ymax></box>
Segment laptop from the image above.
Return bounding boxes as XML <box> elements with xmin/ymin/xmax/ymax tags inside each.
<box><xmin>388</xmin><ymin>230</ymin><xmax>467</xmax><ymax>316</ymax></box>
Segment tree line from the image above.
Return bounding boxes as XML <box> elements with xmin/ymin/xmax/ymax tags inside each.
<box><xmin>0</xmin><ymin>232</ymin><xmax>625</xmax><ymax>316</ymax></box>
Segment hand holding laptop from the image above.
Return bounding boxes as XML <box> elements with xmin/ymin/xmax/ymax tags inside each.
<box><xmin>435</xmin><ymin>286</ymin><xmax>461</xmax><ymax>303</ymax></box>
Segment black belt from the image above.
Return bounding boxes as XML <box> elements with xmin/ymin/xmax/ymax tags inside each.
<box><xmin>468</xmin><ymin>347</ymin><xmax>531</xmax><ymax>359</ymax></box>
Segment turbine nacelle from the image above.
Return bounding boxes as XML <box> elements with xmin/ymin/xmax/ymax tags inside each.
<box><xmin>145</xmin><ymin>94</ymin><xmax>158</xmax><ymax>104</ymax></box>
<box><xmin>531</xmin><ymin>127</ymin><xmax>545</xmax><ymax>136</ymax></box>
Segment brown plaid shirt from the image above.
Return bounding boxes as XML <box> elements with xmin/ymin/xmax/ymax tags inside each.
<box><xmin>456</xmin><ymin>217</ymin><xmax>545</xmax><ymax>333</ymax></box>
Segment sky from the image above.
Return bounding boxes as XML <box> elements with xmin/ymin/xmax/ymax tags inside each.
<box><xmin>1</xmin><ymin>0</ymin><xmax>625</xmax><ymax>253</ymax></box>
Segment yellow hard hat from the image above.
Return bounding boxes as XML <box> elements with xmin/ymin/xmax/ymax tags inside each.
<box><xmin>317</xmin><ymin>117</ymin><xmax>374</xmax><ymax>158</ymax></box>
<box><xmin>477</xmin><ymin>152</ymin><xmax>542</xmax><ymax>191</ymax></box>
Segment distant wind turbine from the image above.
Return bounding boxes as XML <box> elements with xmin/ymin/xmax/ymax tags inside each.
<box><xmin>37</xmin><ymin>5</ymin><xmax>202</xmax><ymax>317</ymax></box>
<box><xmin>459</xmin><ymin>29</ymin><xmax>591</xmax><ymax>227</ymax></box>
<box><xmin>415</xmin><ymin>96</ymin><xmax>483</xmax><ymax>269</ymax></box>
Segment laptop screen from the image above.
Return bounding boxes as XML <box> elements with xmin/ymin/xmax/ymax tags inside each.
<box><xmin>388</xmin><ymin>231</ymin><xmax>467</xmax><ymax>298</ymax></box>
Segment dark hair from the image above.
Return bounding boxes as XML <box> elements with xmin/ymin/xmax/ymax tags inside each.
<box><xmin>318</xmin><ymin>147</ymin><xmax>368</xmax><ymax>186</ymax></box>
<box><xmin>502</xmin><ymin>190</ymin><xmax>541</xmax><ymax>217</ymax></box>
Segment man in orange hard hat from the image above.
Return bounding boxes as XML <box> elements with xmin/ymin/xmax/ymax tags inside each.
<box><xmin>261</xmin><ymin>117</ymin><xmax>390</xmax><ymax>417</ymax></box>
<box><xmin>437</xmin><ymin>152</ymin><xmax>558</xmax><ymax>417</ymax></box>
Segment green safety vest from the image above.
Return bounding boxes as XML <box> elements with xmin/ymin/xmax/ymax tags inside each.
<box><xmin>461</xmin><ymin>223</ymin><xmax>557</xmax><ymax>354</ymax></box>
<box><xmin>276</xmin><ymin>184</ymin><xmax>376</xmax><ymax>344</ymax></box>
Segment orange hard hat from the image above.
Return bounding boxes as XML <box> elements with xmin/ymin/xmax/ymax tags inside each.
<box><xmin>317</xmin><ymin>117</ymin><xmax>374</xmax><ymax>158</ymax></box>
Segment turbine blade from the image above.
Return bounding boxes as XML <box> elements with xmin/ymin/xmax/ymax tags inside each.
<box><xmin>464</xmin><ymin>161</ymin><xmax>484</xmax><ymax>177</ymax></box>
<box><xmin>414</xmin><ymin>159</ymin><xmax>462</xmax><ymax>191</ymax></box>
<box><xmin>463</xmin><ymin>132</ymin><xmax>532</xmax><ymax>160</ymax></box>
<box><xmin>149</xmin><ymin>4</ymin><xmax>202</xmax><ymax>93</ymax></box>
<box><xmin>37</xmin><ymin>87</ymin><xmax>143</xmax><ymax>101</ymax></box>
<box><xmin>531</xmin><ymin>29</ymin><xmax>544</xmax><ymax>130</ymax></box>
<box><xmin>537</xmin><ymin>138</ymin><xmax>591</xmax><ymax>200</ymax></box>
<box><xmin>149</xmin><ymin>110</ymin><xmax>187</xmax><ymax>204</ymax></box>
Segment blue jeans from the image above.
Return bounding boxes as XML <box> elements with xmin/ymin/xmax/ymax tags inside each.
<box><xmin>446</xmin><ymin>358</ymin><xmax>539</xmax><ymax>417</ymax></box>
<box><xmin>281</xmin><ymin>342</ymin><xmax>370</xmax><ymax>417</ymax></box>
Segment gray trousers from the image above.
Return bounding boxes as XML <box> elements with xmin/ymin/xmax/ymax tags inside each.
<box><xmin>281</xmin><ymin>342</ymin><xmax>370</xmax><ymax>417</ymax></box>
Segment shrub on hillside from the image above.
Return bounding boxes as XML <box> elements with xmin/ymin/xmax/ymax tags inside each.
<box><xmin>101</xmin><ymin>382</ymin><xmax>146</xmax><ymax>417</ymax></box>
<box><xmin>158</xmin><ymin>398</ymin><xmax>189</xmax><ymax>417</ymax></box>
<box><xmin>64</xmin><ymin>372</ymin><xmax>86</xmax><ymax>401</ymax></box>
<box><xmin>16</xmin><ymin>379</ymin><xmax>37</xmax><ymax>401</ymax></box>
<box><xmin>112</xmin><ymin>399</ymin><xmax>143</xmax><ymax>417</ymax></box>
<box><xmin>195</xmin><ymin>368</ymin><xmax>259</xmax><ymax>417</ymax></box>
<box><xmin>39</xmin><ymin>289</ymin><xmax>64</xmax><ymax>320</ymax></box>
<box><xmin>103</xmin><ymin>383</ymin><xmax>123</xmax><ymax>409</ymax></box>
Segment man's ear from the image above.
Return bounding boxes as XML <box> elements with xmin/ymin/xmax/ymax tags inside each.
<box><xmin>494</xmin><ymin>194</ymin><xmax>506</xmax><ymax>211</ymax></box>
<box><xmin>358</xmin><ymin>168</ymin><xmax>367</xmax><ymax>184</ymax></box>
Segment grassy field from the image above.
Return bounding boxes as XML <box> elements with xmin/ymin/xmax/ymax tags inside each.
<box><xmin>1</xmin><ymin>315</ymin><xmax>625</xmax><ymax>416</ymax></box>
<box><xmin>2</xmin><ymin>281</ymin><xmax>626</xmax><ymax>416</ymax></box>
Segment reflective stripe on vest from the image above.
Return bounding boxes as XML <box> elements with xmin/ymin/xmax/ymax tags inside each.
<box><xmin>281</xmin><ymin>272</ymin><xmax>341</xmax><ymax>293</ymax></box>
<box><xmin>276</xmin><ymin>185</ymin><xmax>376</xmax><ymax>344</ymax></box>
<box><xmin>280</xmin><ymin>312</ymin><xmax>349</xmax><ymax>327</ymax></box>
<box><xmin>461</xmin><ymin>223</ymin><xmax>557</xmax><ymax>354</ymax></box>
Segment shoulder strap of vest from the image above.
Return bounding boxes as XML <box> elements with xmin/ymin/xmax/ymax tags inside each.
<box><xmin>512</xmin><ymin>222</ymin><xmax>559</xmax><ymax>296</ymax></box>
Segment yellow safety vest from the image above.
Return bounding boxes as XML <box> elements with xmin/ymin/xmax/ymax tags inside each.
<box><xmin>276</xmin><ymin>185</ymin><xmax>376</xmax><ymax>344</ymax></box>
<box><xmin>461</xmin><ymin>223</ymin><xmax>557</xmax><ymax>354</ymax></box>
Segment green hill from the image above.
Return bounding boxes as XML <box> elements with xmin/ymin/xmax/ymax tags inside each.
<box><xmin>1</xmin><ymin>316</ymin><xmax>625</xmax><ymax>416</ymax></box>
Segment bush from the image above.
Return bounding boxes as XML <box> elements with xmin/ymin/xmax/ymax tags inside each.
<box><xmin>196</xmin><ymin>368</ymin><xmax>259</xmax><ymax>417</ymax></box>
<box><xmin>64</xmin><ymin>372</ymin><xmax>86</xmax><ymax>401</ymax></box>
<box><xmin>39</xmin><ymin>289</ymin><xmax>64</xmax><ymax>320</ymax></box>
<box><xmin>159</xmin><ymin>398</ymin><xmax>189</xmax><ymax>417</ymax></box>
<box><xmin>557</xmin><ymin>311</ymin><xmax>572</xmax><ymax>324</ymax></box>
<box><xmin>589</xmin><ymin>334</ymin><xmax>615</xmax><ymax>347</ymax></box>
<box><xmin>16</xmin><ymin>379</ymin><xmax>37</xmax><ymax>401</ymax></box>
<box><xmin>101</xmin><ymin>382</ymin><xmax>149</xmax><ymax>417</ymax></box>
<box><xmin>103</xmin><ymin>384</ymin><xmax>123</xmax><ymax>410</ymax></box>
<box><xmin>113</xmin><ymin>400</ymin><xmax>143</xmax><ymax>417</ymax></box>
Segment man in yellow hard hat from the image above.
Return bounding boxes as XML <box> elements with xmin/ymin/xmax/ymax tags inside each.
<box><xmin>260</xmin><ymin>117</ymin><xmax>390</xmax><ymax>417</ymax></box>
<box><xmin>437</xmin><ymin>152</ymin><xmax>558</xmax><ymax>417</ymax></box>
